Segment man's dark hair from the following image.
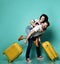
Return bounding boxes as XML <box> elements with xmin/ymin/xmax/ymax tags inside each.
<box><xmin>46</xmin><ymin>21</ymin><xmax>50</xmax><ymax>27</ymax></box>
<box><xmin>39</xmin><ymin>14</ymin><xmax>48</xmax><ymax>22</ymax></box>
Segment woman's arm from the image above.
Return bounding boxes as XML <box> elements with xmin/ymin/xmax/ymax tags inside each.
<box><xmin>24</xmin><ymin>30</ymin><xmax>35</xmax><ymax>43</ymax></box>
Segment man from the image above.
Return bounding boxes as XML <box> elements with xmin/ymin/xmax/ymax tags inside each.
<box><xmin>24</xmin><ymin>21</ymin><xmax>50</xmax><ymax>63</ymax></box>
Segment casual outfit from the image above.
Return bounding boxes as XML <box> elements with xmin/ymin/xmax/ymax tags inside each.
<box><xmin>25</xmin><ymin>19</ymin><xmax>44</xmax><ymax>62</ymax></box>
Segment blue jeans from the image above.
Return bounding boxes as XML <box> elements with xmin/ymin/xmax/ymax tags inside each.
<box><xmin>25</xmin><ymin>26</ymin><xmax>41</xmax><ymax>59</ymax></box>
<box><xmin>26</xmin><ymin>37</ymin><xmax>41</xmax><ymax>59</ymax></box>
<box><xmin>25</xmin><ymin>25</ymin><xmax>32</xmax><ymax>38</ymax></box>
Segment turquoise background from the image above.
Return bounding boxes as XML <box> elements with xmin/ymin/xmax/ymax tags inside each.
<box><xmin>0</xmin><ymin>0</ymin><xmax>60</xmax><ymax>64</ymax></box>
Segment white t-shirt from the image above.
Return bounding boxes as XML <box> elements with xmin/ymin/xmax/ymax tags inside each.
<box><xmin>31</xmin><ymin>25</ymin><xmax>44</xmax><ymax>37</ymax></box>
<box><xmin>32</xmin><ymin>25</ymin><xmax>42</xmax><ymax>32</ymax></box>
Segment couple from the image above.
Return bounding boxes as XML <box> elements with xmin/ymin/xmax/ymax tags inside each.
<box><xmin>18</xmin><ymin>14</ymin><xmax>50</xmax><ymax>63</ymax></box>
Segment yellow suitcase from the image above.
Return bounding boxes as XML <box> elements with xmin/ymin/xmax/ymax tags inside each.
<box><xmin>42</xmin><ymin>41</ymin><xmax>58</xmax><ymax>61</ymax></box>
<box><xmin>3</xmin><ymin>42</ymin><xmax>22</xmax><ymax>62</ymax></box>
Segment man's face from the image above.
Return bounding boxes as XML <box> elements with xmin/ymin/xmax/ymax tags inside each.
<box><xmin>39</xmin><ymin>16</ymin><xmax>45</xmax><ymax>23</ymax></box>
<box><xmin>42</xmin><ymin>22</ymin><xmax>48</xmax><ymax>29</ymax></box>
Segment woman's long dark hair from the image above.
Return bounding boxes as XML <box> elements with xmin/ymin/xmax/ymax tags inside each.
<box><xmin>39</xmin><ymin>14</ymin><xmax>48</xmax><ymax>22</ymax></box>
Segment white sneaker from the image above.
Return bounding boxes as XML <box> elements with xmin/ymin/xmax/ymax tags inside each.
<box><xmin>26</xmin><ymin>58</ymin><xmax>32</xmax><ymax>63</ymax></box>
<box><xmin>37</xmin><ymin>56</ymin><xmax>44</xmax><ymax>60</ymax></box>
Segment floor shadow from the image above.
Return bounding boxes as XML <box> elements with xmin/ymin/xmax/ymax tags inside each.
<box><xmin>41</xmin><ymin>28</ymin><xmax>55</xmax><ymax>43</ymax></box>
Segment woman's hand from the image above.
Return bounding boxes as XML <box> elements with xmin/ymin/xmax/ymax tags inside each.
<box><xmin>24</xmin><ymin>39</ymin><xmax>27</xmax><ymax>44</ymax></box>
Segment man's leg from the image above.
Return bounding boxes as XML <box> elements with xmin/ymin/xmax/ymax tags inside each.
<box><xmin>36</xmin><ymin>41</ymin><xmax>44</xmax><ymax>60</ymax></box>
<box><xmin>26</xmin><ymin>38</ymin><xmax>33</xmax><ymax>62</ymax></box>
<box><xmin>36</xmin><ymin>41</ymin><xmax>41</xmax><ymax>57</ymax></box>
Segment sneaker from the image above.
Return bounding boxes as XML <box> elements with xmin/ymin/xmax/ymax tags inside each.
<box><xmin>26</xmin><ymin>58</ymin><xmax>32</xmax><ymax>63</ymax></box>
<box><xmin>37</xmin><ymin>56</ymin><xmax>44</xmax><ymax>60</ymax></box>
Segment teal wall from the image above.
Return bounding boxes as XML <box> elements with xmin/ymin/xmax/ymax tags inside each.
<box><xmin>0</xmin><ymin>0</ymin><xmax>60</xmax><ymax>61</ymax></box>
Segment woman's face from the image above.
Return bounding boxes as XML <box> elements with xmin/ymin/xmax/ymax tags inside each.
<box><xmin>39</xmin><ymin>16</ymin><xmax>45</xmax><ymax>23</ymax></box>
